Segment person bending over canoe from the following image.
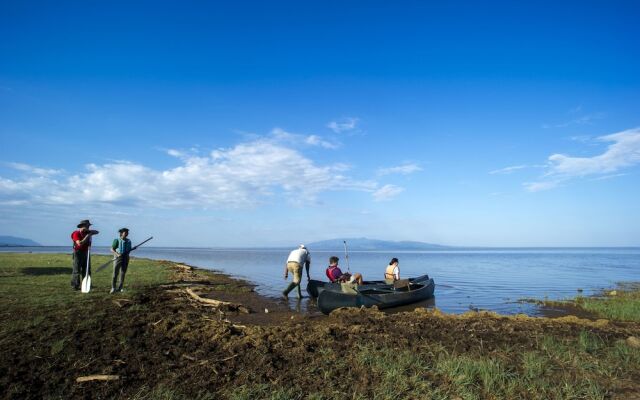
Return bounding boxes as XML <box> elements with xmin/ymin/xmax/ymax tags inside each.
<box><xmin>326</xmin><ymin>256</ymin><xmax>363</xmax><ymax>285</ymax></box>
<box><xmin>384</xmin><ymin>257</ymin><xmax>400</xmax><ymax>284</ymax></box>
<box><xmin>283</xmin><ymin>244</ymin><xmax>311</xmax><ymax>298</ymax></box>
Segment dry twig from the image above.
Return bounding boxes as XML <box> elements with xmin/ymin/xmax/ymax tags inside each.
<box><xmin>76</xmin><ymin>375</ymin><xmax>119</xmax><ymax>383</ymax></box>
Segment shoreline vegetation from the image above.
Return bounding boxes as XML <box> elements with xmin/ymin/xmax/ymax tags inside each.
<box><xmin>521</xmin><ymin>283</ymin><xmax>640</xmax><ymax>323</ymax></box>
<box><xmin>1</xmin><ymin>253</ymin><xmax>639</xmax><ymax>399</ymax></box>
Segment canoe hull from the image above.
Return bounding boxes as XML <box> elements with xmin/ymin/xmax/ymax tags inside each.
<box><xmin>306</xmin><ymin>274</ymin><xmax>430</xmax><ymax>298</ymax></box>
<box><xmin>317</xmin><ymin>278</ymin><xmax>435</xmax><ymax>315</ymax></box>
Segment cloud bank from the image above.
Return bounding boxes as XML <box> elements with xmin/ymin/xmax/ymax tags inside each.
<box><xmin>0</xmin><ymin>134</ymin><xmax>406</xmax><ymax>208</ymax></box>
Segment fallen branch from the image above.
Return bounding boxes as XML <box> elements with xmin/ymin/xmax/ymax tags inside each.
<box><xmin>222</xmin><ymin>318</ymin><xmax>247</xmax><ymax>330</ymax></box>
<box><xmin>174</xmin><ymin>264</ymin><xmax>194</xmax><ymax>271</ymax></box>
<box><xmin>217</xmin><ymin>354</ymin><xmax>239</xmax><ymax>362</ymax></box>
<box><xmin>160</xmin><ymin>283</ymin><xmax>222</xmax><ymax>290</ymax></box>
<box><xmin>76</xmin><ymin>375</ymin><xmax>119</xmax><ymax>383</ymax></box>
<box><xmin>113</xmin><ymin>299</ymin><xmax>133</xmax><ymax>308</ymax></box>
<box><xmin>185</xmin><ymin>288</ymin><xmax>250</xmax><ymax>314</ymax></box>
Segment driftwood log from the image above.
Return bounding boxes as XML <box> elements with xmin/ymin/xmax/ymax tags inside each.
<box><xmin>174</xmin><ymin>264</ymin><xmax>194</xmax><ymax>271</ymax></box>
<box><xmin>185</xmin><ymin>288</ymin><xmax>250</xmax><ymax>314</ymax></box>
<box><xmin>76</xmin><ymin>375</ymin><xmax>119</xmax><ymax>383</ymax></box>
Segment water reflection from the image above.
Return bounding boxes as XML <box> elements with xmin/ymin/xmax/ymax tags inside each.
<box><xmin>279</xmin><ymin>294</ymin><xmax>317</xmax><ymax>314</ymax></box>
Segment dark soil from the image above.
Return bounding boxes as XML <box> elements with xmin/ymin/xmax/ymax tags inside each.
<box><xmin>2</xmin><ymin>263</ymin><xmax>639</xmax><ymax>399</ymax></box>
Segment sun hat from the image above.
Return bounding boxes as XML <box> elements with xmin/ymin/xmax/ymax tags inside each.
<box><xmin>299</xmin><ymin>244</ymin><xmax>306</xmax><ymax>249</ymax></box>
<box><xmin>77</xmin><ymin>219</ymin><xmax>92</xmax><ymax>228</ymax></box>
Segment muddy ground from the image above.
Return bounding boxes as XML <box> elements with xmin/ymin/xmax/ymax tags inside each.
<box><xmin>2</xmin><ymin>262</ymin><xmax>639</xmax><ymax>399</ymax></box>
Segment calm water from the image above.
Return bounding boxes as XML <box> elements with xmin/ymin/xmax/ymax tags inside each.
<box><xmin>3</xmin><ymin>246</ymin><xmax>639</xmax><ymax>315</ymax></box>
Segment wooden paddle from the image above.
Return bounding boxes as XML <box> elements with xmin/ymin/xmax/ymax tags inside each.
<box><xmin>343</xmin><ymin>240</ymin><xmax>351</xmax><ymax>273</ymax></box>
<box><xmin>94</xmin><ymin>236</ymin><xmax>154</xmax><ymax>274</ymax></box>
<box><xmin>81</xmin><ymin>247</ymin><xmax>91</xmax><ymax>293</ymax></box>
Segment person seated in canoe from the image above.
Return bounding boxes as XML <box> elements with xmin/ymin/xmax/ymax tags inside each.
<box><xmin>326</xmin><ymin>256</ymin><xmax>363</xmax><ymax>285</ymax></box>
<box><xmin>384</xmin><ymin>257</ymin><xmax>400</xmax><ymax>284</ymax></box>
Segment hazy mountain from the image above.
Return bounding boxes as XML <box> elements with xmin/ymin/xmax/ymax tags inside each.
<box><xmin>0</xmin><ymin>235</ymin><xmax>41</xmax><ymax>246</ymax></box>
<box><xmin>307</xmin><ymin>238</ymin><xmax>450</xmax><ymax>251</ymax></box>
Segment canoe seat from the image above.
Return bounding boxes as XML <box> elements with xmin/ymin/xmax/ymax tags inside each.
<box><xmin>393</xmin><ymin>279</ymin><xmax>411</xmax><ymax>291</ymax></box>
<box><xmin>340</xmin><ymin>282</ymin><xmax>358</xmax><ymax>294</ymax></box>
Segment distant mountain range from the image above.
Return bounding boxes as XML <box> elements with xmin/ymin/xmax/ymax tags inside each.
<box><xmin>307</xmin><ymin>238</ymin><xmax>450</xmax><ymax>251</ymax></box>
<box><xmin>0</xmin><ymin>235</ymin><xmax>41</xmax><ymax>247</ymax></box>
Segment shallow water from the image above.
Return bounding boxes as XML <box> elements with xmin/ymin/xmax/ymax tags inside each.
<box><xmin>3</xmin><ymin>246</ymin><xmax>638</xmax><ymax>315</ymax></box>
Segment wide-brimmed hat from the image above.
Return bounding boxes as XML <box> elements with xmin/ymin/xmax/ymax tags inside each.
<box><xmin>118</xmin><ymin>227</ymin><xmax>129</xmax><ymax>233</ymax></box>
<box><xmin>77</xmin><ymin>219</ymin><xmax>92</xmax><ymax>228</ymax></box>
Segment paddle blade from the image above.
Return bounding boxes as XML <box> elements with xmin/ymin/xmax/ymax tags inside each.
<box><xmin>81</xmin><ymin>273</ymin><xmax>91</xmax><ymax>293</ymax></box>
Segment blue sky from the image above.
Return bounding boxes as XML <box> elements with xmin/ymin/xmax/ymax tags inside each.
<box><xmin>1</xmin><ymin>1</ymin><xmax>639</xmax><ymax>247</ymax></box>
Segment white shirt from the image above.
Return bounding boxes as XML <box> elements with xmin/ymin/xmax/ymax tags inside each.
<box><xmin>287</xmin><ymin>248</ymin><xmax>310</xmax><ymax>265</ymax></box>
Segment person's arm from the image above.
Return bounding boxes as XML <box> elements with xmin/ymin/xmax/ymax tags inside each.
<box><xmin>111</xmin><ymin>239</ymin><xmax>119</xmax><ymax>256</ymax></box>
<box><xmin>73</xmin><ymin>231</ymin><xmax>89</xmax><ymax>247</ymax></box>
<box><xmin>305</xmin><ymin>260</ymin><xmax>310</xmax><ymax>281</ymax></box>
<box><xmin>284</xmin><ymin>262</ymin><xmax>289</xmax><ymax>279</ymax></box>
<box><xmin>79</xmin><ymin>230</ymin><xmax>99</xmax><ymax>246</ymax></box>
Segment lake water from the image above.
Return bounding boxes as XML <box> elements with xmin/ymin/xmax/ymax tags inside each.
<box><xmin>2</xmin><ymin>246</ymin><xmax>638</xmax><ymax>315</ymax></box>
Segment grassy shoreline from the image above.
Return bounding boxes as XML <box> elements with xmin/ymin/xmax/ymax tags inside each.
<box><xmin>520</xmin><ymin>283</ymin><xmax>640</xmax><ymax>323</ymax></box>
<box><xmin>2</xmin><ymin>253</ymin><xmax>639</xmax><ymax>399</ymax></box>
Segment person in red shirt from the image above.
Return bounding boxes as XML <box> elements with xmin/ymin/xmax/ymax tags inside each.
<box><xmin>70</xmin><ymin>219</ymin><xmax>99</xmax><ymax>290</ymax></box>
<box><xmin>325</xmin><ymin>256</ymin><xmax>363</xmax><ymax>285</ymax></box>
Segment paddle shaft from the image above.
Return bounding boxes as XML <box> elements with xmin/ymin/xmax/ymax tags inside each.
<box><xmin>343</xmin><ymin>240</ymin><xmax>351</xmax><ymax>273</ymax></box>
<box><xmin>94</xmin><ymin>236</ymin><xmax>153</xmax><ymax>273</ymax></box>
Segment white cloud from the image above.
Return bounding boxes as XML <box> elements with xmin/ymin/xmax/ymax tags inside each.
<box><xmin>305</xmin><ymin>135</ymin><xmax>339</xmax><ymax>149</ymax></box>
<box><xmin>525</xmin><ymin>127</ymin><xmax>640</xmax><ymax>191</ymax></box>
<box><xmin>327</xmin><ymin>117</ymin><xmax>359</xmax><ymax>133</ymax></box>
<box><xmin>166</xmin><ymin>149</ymin><xmax>186</xmax><ymax>158</ymax></box>
<box><xmin>489</xmin><ymin>165</ymin><xmax>528</xmax><ymax>175</ymax></box>
<box><xmin>6</xmin><ymin>162</ymin><xmax>62</xmax><ymax>176</ymax></box>
<box><xmin>378</xmin><ymin>163</ymin><xmax>422</xmax><ymax>176</ymax></box>
<box><xmin>523</xmin><ymin>180</ymin><xmax>560</xmax><ymax>192</ymax></box>
<box><xmin>0</xmin><ymin>136</ymin><xmax>391</xmax><ymax>208</ymax></box>
<box><xmin>542</xmin><ymin>112</ymin><xmax>604</xmax><ymax>129</ymax></box>
<box><xmin>271</xmin><ymin>127</ymin><xmax>339</xmax><ymax>149</ymax></box>
<box><xmin>591</xmin><ymin>173</ymin><xmax>628</xmax><ymax>181</ymax></box>
<box><xmin>546</xmin><ymin>129</ymin><xmax>640</xmax><ymax>176</ymax></box>
<box><xmin>373</xmin><ymin>184</ymin><xmax>404</xmax><ymax>201</ymax></box>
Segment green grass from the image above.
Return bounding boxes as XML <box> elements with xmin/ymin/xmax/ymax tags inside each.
<box><xmin>225</xmin><ymin>331</ymin><xmax>639</xmax><ymax>400</ymax></box>
<box><xmin>573</xmin><ymin>288</ymin><xmax>640</xmax><ymax>321</ymax></box>
<box><xmin>0</xmin><ymin>252</ymin><xmax>170</xmax><ymax>305</ymax></box>
<box><xmin>0</xmin><ymin>252</ymin><xmax>171</xmax><ymax>348</ymax></box>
